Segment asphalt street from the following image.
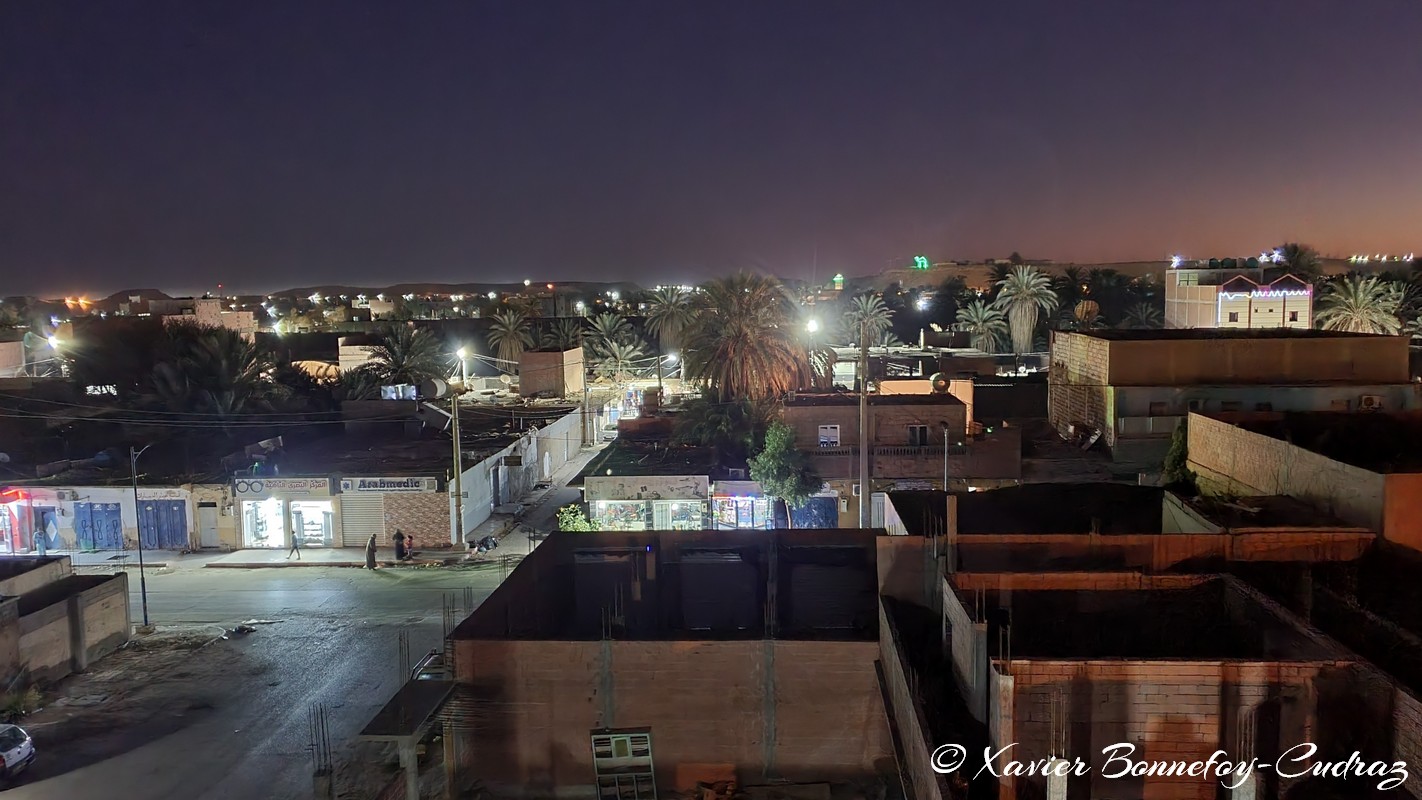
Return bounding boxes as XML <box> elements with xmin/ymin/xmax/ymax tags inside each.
<box><xmin>9</xmin><ymin>566</ymin><xmax>510</xmax><ymax>800</ymax></box>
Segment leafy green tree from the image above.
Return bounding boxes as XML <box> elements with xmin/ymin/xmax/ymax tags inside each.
<box><xmin>557</xmin><ymin>505</ymin><xmax>596</xmax><ymax>532</ymax></box>
<box><xmin>486</xmin><ymin>310</ymin><xmax>535</xmax><ymax>365</ymax></box>
<box><xmin>995</xmin><ymin>266</ymin><xmax>1058</xmax><ymax>353</ymax></box>
<box><xmin>1315</xmin><ymin>275</ymin><xmax>1402</xmax><ymax>334</ymax></box>
<box><xmin>749</xmin><ymin>422</ymin><xmax>822</xmax><ymax>526</ymax></box>
<box><xmin>366</xmin><ymin>325</ymin><xmax>448</xmax><ymax>385</ymax></box>
<box><xmin>1276</xmin><ymin>242</ymin><xmax>1323</xmax><ymax>282</ymax></box>
<box><xmin>1162</xmin><ymin>421</ymin><xmax>1196</xmax><ymax>492</ymax></box>
<box><xmin>955</xmin><ymin>300</ymin><xmax>1007</xmax><ymax>354</ymax></box>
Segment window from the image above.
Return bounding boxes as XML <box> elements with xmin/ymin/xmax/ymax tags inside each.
<box><xmin>1220</xmin><ymin>401</ymin><xmax>1242</xmax><ymax>412</ymax></box>
<box><xmin>1227</xmin><ymin>311</ymin><xmax>1240</xmax><ymax>322</ymax></box>
<box><xmin>907</xmin><ymin>425</ymin><xmax>930</xmax><ymax>446</ymax></box>
<box><xmin>1187</xmin><ymin>399</ymin><xmax>1205</xmax><ymax>412</ymax></box>
<box><xmin>817</xmin><ymin>425</ymin><xmax>840</xmax><ymax>447</ymax></box>
<box><xmin>1289</xmin><ymin>311</ymin><xmax>1299</xmax><ymax>322</ymax></box>
<box><xmin>1148</xmin><ymin>401</ymin><xmax>1168</xmax><ymax>416</ymax></box>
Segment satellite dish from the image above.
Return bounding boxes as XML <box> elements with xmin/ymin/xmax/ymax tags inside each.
<box><xmin>928</xmin><ymin>373</ymin><xmax>951</xmax><ymax>394</ymax></box>
<box><xmin>499</xmin><ymin>374</ymin><xmax>513</xmax><ymax>385</ymax></box>
<box><xmin>0</xmin><ymin>453</ymin><xmax>10</xmax><ymax>464</ymax></box>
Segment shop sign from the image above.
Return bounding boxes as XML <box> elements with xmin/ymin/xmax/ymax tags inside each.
<box><xmin>233</xmin><ymin>476</ymin><xmax>331</xmax><ymax>499</ymax></box>
<box><xmin>339</xmin><ymin>476</ymin><xmax>438</xmax><ymax>494</ymax></box>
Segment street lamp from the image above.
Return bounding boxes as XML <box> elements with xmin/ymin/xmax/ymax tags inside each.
<box><xmin>129</xmin><ymin>444</ymin><xmax>153</xmax><ymax>629</ymax></box>
<box><xmin>455</xmin><ymin>347</ymin><xmax>469</xmax><ymax>385</ymax></box>
<box><xmin>805</xmin><ymin>319</ymin><xmax>820</xmax><ymax>334</ymax></box>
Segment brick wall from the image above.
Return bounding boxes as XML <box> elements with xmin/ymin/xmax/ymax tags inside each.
<box><xmin>383</xmin><ymin>493</ymin><xmax>450</xmax><ymax>546</ymax></box>
<box><xmin>784</xmin><ymin>401</ymin><xmax>967</xmax><ymax>448</ymax></box>
<box><xmin>1188</xmin><ymin>413</ymin><xmax>1387</xmax><ymax>533</ymax></box>
<box><xmin>454</xmin><ymin>637</ymin><xmax>891</xmax><ymax>796</ymax></box>
<box><xmin>955</xmin><ymin>531</ymin><xmax>1373</xmax><ymax>573</ymax></box>
<box><xmin>1048</xmin><ymin>333</ymin><xmax>1113</xmax><ymax>444</ymax></box>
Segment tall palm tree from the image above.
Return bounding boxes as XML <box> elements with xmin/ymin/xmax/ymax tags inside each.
<box><xmin>1315</xmin><ymin>275</ymin><xmax>1402</xmax><ymax>334</ymax></box>
<box><xmin>841</xmin><ymin>293</ymin><xmax>894</xmax><ymax>343</ymax></box>
<box><xmin>1120</xmin><ymin>302</ymin><xmax>1164</xmax><ymax>329</ymax></box>
<box><xmin>144</xmin><ymin>323</ymin><xmax>281</xmax><ymax>416</ymax></box>
<box><xmin>594</xmin><ymin>340</ymin><xmax>645</xmax><ymax>382</ymax></box>
<box><xmin>996</xmin><ymin>266</ymin><xmax>1058</xmax><ymax>353</ymax></box>
<box><xmin>1053</xmin><ymin>267</ymin><xmax>1087</xmax><ymax>316</ymax></box>
<box><xmin>955</xmin><ymin>301</ymin><xmax>1008</xmax><ymax>354</ymax></box>
<box><xmin>644</xmin><ymin>287</ymin><xmax>697</xmax><ymax>353</ymax></box>
<box><xmin>486</xmin><ymin>310</ymin><xmax>535</xmax><ymax>364</ymax></box>
<box><xmin>366</xmin><ymin>325</ymin><xmax>447</xmax><ymax>385</ymax></box>
<box><xmin>586</xmin><ymin>312</ymin><xmax>633</xmax><ymax>356</ymax></box>
<box><xmin>682</xmin><ymin>272</ymin><xmax>813</xmax><ymax>400</ymax></box>
<box><xmin>541</xmin><ymin>318</ymin><xmax>584</xmax><ymax>351</ymax></box>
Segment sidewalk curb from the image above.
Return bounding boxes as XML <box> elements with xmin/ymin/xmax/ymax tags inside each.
<box><xmin>203</xmin><ymin>559</ymin><xmax>449</xmax><ymax>569</ymax></box>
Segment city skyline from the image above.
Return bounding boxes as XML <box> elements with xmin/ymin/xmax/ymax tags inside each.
<box><xmin>4</xmin><ymin>1</ymin><xmax>1421</xmax><ymax>296</ymax></box>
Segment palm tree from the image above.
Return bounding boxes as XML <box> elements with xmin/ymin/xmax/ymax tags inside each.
<box><xmin>682</xmin><ymin>272</ymin><xmax>813</xmax><ymax>400</ymax></box>
<box><xmin>955</xmin><ymin>301</ymin><xmax>1008</xmax><ymax>354</ymax></box>
<box><xmin>594</xmin><ymin>341</ymin><xmax>645</xmax><ymax>382</ymax></box>
<box><xmin>541</xmin><ymin>318</ymin><xmax>584</xmax><ymax>351</ymax></box>
<box><xmin>1053</xmin><ymin>267</ymin><xmax>1086</xmax><ymax>317</ymax></box>
<box><xmin>1315</xmin><ymin>275</ymin><xmax>1402</xmax><ymax>334</ymax></box>
<box><xmin>996</xmin><ymin>266</ymin><xmax>1058</xmax><ymax>353</ymax></box>
<box><xmin>1403</xmin><ymin>314</ymin><xmax>1422</xmax><ymax>341</ymax></box>
<box><xmin>872</xmin><ymin>329</ymin><xmax>903</xmax><ymax>348</ymax></box>
<box><xmin>1277</xmin><ymin>243</ymin><xmax>1323</xmax><ymax>282</ymax></box>
<box><xmin>144</xmin><ymin>323</ymin><xmax>281</xmax><ymax>416</ymax></box>
<box><xmin>366</xmin><ymin>325</ymin><xmax>447</xmax><ymax>385</ymax></box>
<box><xmin>1120</xmin><ymin>302</ymin><xmax>1164</xmax><ymax>329</ymax></box>
<box><xmin>841</xmin><ymin>293</ymin><xmax>894</xmax><ymax>343</ymax></box>
<box><xmin>586</xmin><ymin>312</ymin><xmax>633</xmax><ymax>356</ymax></box>
<box><xmin>486</xmin><ymin>310</ymin><xmax>535</xmax><ymax>364</ymax></box>
<box><xmin>644</xmin><ymin>287</ymin><xmax>697</xmax><ymax>353</ymax></box>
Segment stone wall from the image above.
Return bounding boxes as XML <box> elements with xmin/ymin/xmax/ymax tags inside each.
<box><xmin>383</xmin><ymin>492</ymin><xmax>450</xmax><ymax>545</ymax></box>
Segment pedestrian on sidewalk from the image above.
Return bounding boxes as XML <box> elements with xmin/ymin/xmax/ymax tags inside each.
<box><xmin>393</xmin><ymin>530</ymin><xmax>407</xmax><ymax>561</ymax></box>
<box><xmin>365</xmin><ymin>534</ymin><xmax>378</xmax><ymax>570</ymax></box>
<box><xmin>287</xmin><ymin>533</ymin><xmax>302</xmax><ymax>561</ymax></box>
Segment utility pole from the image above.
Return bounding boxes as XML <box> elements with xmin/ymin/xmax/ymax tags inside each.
<box><xmin>858</xmin><ymin>317</ymin><xmax>871</xmax><ymax>529</ymax></box>
<box><xmin>129</xmin><ymin>445</ymin><xmax>153</xmax><ymax>629</ymax></box>
<box><xmin>450</xmin><ymin>396</ymin><xmax>463</xmax><ymax>546</ymax></box>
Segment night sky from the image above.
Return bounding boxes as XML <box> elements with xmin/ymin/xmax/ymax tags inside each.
<box><xmin>3</xmin><ymin>1</ymin><xmax>1421</xmax><ymax>297</ymax></box>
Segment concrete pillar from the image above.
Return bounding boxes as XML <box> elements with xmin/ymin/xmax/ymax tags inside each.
<box><xmin>399</xmin><ymin>740</ymin><xmax>419</xmax><ymax>800</ymax></box>
<box><xmin>312</xmin><ymin>768</ymin><xmax>333</xmax><ymax>800</ymax></box>
<box><xmin>66</xmin><ymin>595</ymin><xmax>88</xmax><ymax>673</ymax></box>
<box><xmin>1046</xmin><ymin>758</ymin><xmax>1067</xmax><ymax>800</ymax></box>
<box><xmin>443</xmin><ymin>723</ymin><xmax>458</xmax><ymax>800</ymax></box>
<box><xmin>1232</xmin><ymin>771</ymin><xmax>1257</xmax><ymax>800</ymax></box>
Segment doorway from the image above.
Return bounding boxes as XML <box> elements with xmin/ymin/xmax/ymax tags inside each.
<box><xmin>198</xmin><ymin>503</ymin><xmax>220</xmax><ymax>548</ymax></box>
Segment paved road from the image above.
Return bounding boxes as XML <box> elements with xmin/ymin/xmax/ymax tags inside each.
<box><xmin>11</xmin><ymin>566</ymin><xmax>509</xmax><ymax>800</ymax></box>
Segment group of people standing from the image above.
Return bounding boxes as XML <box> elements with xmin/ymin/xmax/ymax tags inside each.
<box><xmin>362</xmin><ymin>530</ymin><xmax>417</xmax><ymax>569</ymax></box>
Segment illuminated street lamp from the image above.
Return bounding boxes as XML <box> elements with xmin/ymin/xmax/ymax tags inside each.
<box><xmin>805</xmin><ymin>319</ymin><xmax>820</xmax><ymax>334</ymax></box>
<box><xmin>523</xmin><ymin>279</ymin><xmax>532</xmax><ymax>287</ymax></box>
<box><xmin>455</xmin><ymin>347</ymin><xmax>469</xmax><ymax>385</ymax></box>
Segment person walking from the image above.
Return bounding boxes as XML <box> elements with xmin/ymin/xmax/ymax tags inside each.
<box><xmin>287</xmin><ymin>533</ymin><xmax>302</xmax><ymax>561</ymax></box>
<box><xmin>393</xmin><ymin>530</ymin><xmax>407</xmax><ymax>561</ymax></box>
<box><xmin>365</xmin><ymin>534</ymin><xmax>378</xmax><ymax>570</ymax></box>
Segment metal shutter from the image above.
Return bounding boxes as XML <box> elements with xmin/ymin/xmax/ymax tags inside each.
<box><xmin>339</xmin><ymin>494</ymin><xmax>385</xmax><ymax>547</ymax></box>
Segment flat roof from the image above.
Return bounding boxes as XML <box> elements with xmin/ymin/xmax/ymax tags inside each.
<box><xmin>955</xmin><ymin>484</ymin><xmax>1164</xmax><ymax>534</ymax></box>
<box><xmin>1075</xmin><ymin>329</ymin><xmax>1387</xmax><ymax>342</ymax></box>
<box><xmin>359</xmin><ymin>680</ymin><xmax>455</xmax><ymax>740</ymax></box>
<box><xmin>1184</xmin><ymin>494</ymin><xmax>1361</xmax><ymax>529</ymax></box>
<box><xmin>1222</xmin><ymin>411</ymin><xmax>1422</xmax><ymax>473</ymax></box>
<box><xmin>575</xmin><ymin>442</ymin><xmax>721</xmax><ymax>486</ymax></box>
<box><xmin>785</xmin><ymin>392</ymin><xmax>965</xmax><ymax>407</ymax></box>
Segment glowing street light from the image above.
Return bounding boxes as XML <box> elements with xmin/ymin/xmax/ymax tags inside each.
<box><xmin>805</xmin><ymin>319</ymin><xmax>821</xmax><ymax>334</ymax></box>
<box><xmin>487</xmin><ymin>291</ymin><xmax>497</xmax><ymax>300</ymax></box>
<box><xmin>523</xmin><ymin>279</ymin><xmax>532</xmax><ymax>287</ymax></box>
<box><xmin>915</xmin><ymin>296</ymin><xmax>930</xmax><ymax>312</ymax></box>
<box><xmin>1170</xmin><ymin>255</ymin><xmax>1184</xmax><ymax>268</ymax></box>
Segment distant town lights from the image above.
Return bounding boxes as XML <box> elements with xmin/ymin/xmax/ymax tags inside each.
<box><xmin>915</xmin><ymin>297</ymin><xmax>930</xmax><ymax>311</ymax></box>
<box><xmin>487</xmin><ymin>291</ymin><xmax>497</xmax><ymax>300</ymax></box>
<box><xmin>1170</xmin><ymin>255</ymin><xmax>1184</xmax><ymax>268</ymax></box>
<box><xmin>523</xmin><ymin>279</ymin><xmax>532</xmax><ymax>287</ymax></box>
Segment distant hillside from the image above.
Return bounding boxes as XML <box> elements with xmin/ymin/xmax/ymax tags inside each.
<box><xmin>272</xmin><ymin>280</ymin><xmax>646</xmax><ymax>298</ymax></box>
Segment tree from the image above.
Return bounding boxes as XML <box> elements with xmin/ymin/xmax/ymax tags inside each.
<box><xmin>644</xmin><ymin>287</ymin><xmax>697</xmax><ymax>353</ymax></box>
<box><xmin>335</xmin><ymin>364</ymin><xmax>385</xmax><ymax>401</ymax></box>
<box><xmin>955</xmin><ymin>301</ymin><xmax>1008</xmax><ymax>354</ymax></box>
<box><xmin>541</xmin><ymin>318</ymin><xmax>584</xmax><ymax>351</ymax></box>
<box><xmin>1277</xmin><ymin>243</ymin><xmax>1323</xmax><ymax>282</ymax></box>
<box><xmin>673</xmin><ymin>393</ymin><xmax>776</xmax><ymax>466</ymax></box>
<box><xmin>366</xmin><ymin>325</ymin><xmax>447</xmax><ymax>385</ymax></box>
<box><xmin>586</xmin><ymin>312</ymin><xmax>635</xmax><ymax>356</ymax></box>
<box><xmin>1053</xmin><ymin>267</ymin><xmax>1087</xmax><ymax>322</ymax></box>
<box><xmin>995</xmin><ymin>266</ymin><xmax>1058</xmax><ymax>353</ymax></box>
<box><xmin>681</xmin><ymin>272</ymin><xmax>814</xmax><ymax>400</ymax></box>
<box><xmin>1315</xmin><ymin>275</ymin><xmax>1402</xmax><ymax>334</ymax></box>
<box><xmin>1008</xmin><ymin>251</ymin><xmax>1024</xmax><ymax>265</ymax></box>
<box><xmin>1120</xmin><ymin>302</ymin><xmax>1164</xmax><ymax>329</ymax></box>
<box><xmin>872</xmin><ymin>329</ymin><xmax>904</xmax><ymax>348</ymax></box>
<box><xmin>594</xmin><ymin>340</ymin><xmax>645</xmax><ymax>382</ymax></box>
<box><xmin>486</xmin><ymin>310</ymin><xmax>535</xmax><ymax>364</ymax></box>
<box><xmin>1162</xmin><ymin>421</ymin><xmax>1195</xmax><ymax>491</ymax></box>
<box><xmin>748</xmin><ymin>422</ymin><xmax>822</xmax><ymax>527</ymax></box>
<box><xmin>841</xmin><ymin>293</ymin><xmax>894</xmax><ymax>344</ymax></box>
<box><xmin>142</xmin><ymin>323</ymin><xmax>285</xmax><ymax>417</ymax></box>
<box><xmin>557</xmin><ymin>505</ymin><xmax>596</xmax><ymax>532</ymax></box>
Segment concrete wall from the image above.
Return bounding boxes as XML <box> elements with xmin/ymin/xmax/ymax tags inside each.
<box><xmin>17</xmin><ymin>485</ymin><xmax>197</xmax><ymax>551</ymax></box>
<box><xmin>519</xmin><ymin>348</ymin><xmax>585</xmax><ymax>398</ymax></box>
<box><xmin>943</xmin><ymin>578</ymin><xmax>988</xmax><ymax>722</ymax></box>
<box><xmin>457</xmin><ymin>411</ymin><xmax>583</xmax><ymax>541</ymax></box>
<box><xmin>453</xmin><ymin>637</ymin><xmax>892</xmax><ymax>797</ymax></box>
<box><xmin>1104</xmin><ymin>333</ymin><xmax>1407</xmax><ymax>386</ymax></box>
<box><xmin>17</xmin><ymin>572</ymin><xmax>130</xmax><ymax>685</ymax></box>
<box><xmin>1188</xmin><ymin>413</ymin><xmax>1390</xmax><ymax>536</ymax></box>
<box><xmin>878</xmin><ymin>599</ymin><xmax>946</xmax><ymax>800</ymax></box>
<box><xmin>954</xmin><ymin>531</ymin><xmax>1374</xmax><ymax>573</ymax></box>
<box><xmin>0</xmin><ymin>556</ymin><xmax>73</xmax><ymax>597</ymax></box>
<box><xmin>784</xmin><ymin>400</ymin><xmax>968</xmax><ymax>449</ymax></box>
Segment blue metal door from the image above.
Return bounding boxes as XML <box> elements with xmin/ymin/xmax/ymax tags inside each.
<box><xmin>138</xmin><ymin>500</ymin><xmax>188</xmax><ymax>549</ymax></box>
<box><xmin>74</xmin><ymin>502</ymin><xmax>124</xmax><ymax>550</ymax></box>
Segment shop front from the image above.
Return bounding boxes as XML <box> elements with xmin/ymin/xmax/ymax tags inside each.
<box><xmin>337</xmin><ymin>476</ymin><xmax>443</xmax><ymax>547</ymax></box>
<box><xmin>234</xmin><ymin>476</ymin><xmax>335</xmax><ymax>549</ymax></box>
<box><xmin>711</xmin><ymin>481</ymin><xmax>773</xmax><ymax>530</ymax></box>
<box><xmin>584</xmin><ymin>475</ymin><xmax>709</xmax><ymax>532</ymax></box>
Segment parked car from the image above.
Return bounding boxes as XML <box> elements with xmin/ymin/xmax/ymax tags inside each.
<box><xmin>0</xmin><ymin>724</ymin><xmax>35</xmax><ymax>782</ymax></box>
<box><xmin>601</xmin><ymin>424</ymin><xmax>619</xmax><ymax>442</ymax></box>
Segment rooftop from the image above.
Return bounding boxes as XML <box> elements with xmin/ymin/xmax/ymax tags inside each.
<box><xmin>1222</xmin><ymin>410</ymin><xmax>1422</xmax><ymax>473</ymax></box>
<box><xmin>454</xmin><ymin>530</ymin><xmax>880</xmax><ymax>641</ymax></box>
<box><xmin>574</xmin><ymin>442</ymin><xmax>721</xmax><ymax>486</ymax></box>
<box><xmin>957</xmin><ymin>483</ymin><xmax>1163</xmax><ymax>534</ymax></box>
<box><xmin>784</xmin><ymin>391</ymin><xmax>965</xmax><ymax>407</ymax></box>
<box><xmin>1077</xmin><ymin>328</ymin><xmax>1385</xmax><ymax>342</ymax></box>
<box><xmin>966</xmin><ymin>577</ymin><xmax>1341</xmax><ymax>660</ymax></box>
<box><xmin>1183</xmin><ymin>493</ymin><xmax>1359</xmax><ymax>529</ymax></box>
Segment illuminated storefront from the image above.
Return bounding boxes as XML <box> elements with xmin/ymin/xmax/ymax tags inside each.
<box><xmin>234</xmin><ymin>476</ymin><xmax>335</xmax><ymax>548</ymax></box>
<box><xmin>584</xmin><ymin>476</ymin><xmax>709</xmax><ymax>532</ymax></box>
<box><xmin>711</xmin><ymin>481</ymin><xmax>773</xmax><ymax>530</ymax></box>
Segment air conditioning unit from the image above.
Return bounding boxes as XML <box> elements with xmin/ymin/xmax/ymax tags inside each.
<box><xmin>56</xmin><ymin>490</ymin><xmax>75</xmax><ymax>501</ymax></box>
<box><xmin>1360</xmin><ymin>395</ymin><xmax>1383</xmax><ymax>411</ymax></box>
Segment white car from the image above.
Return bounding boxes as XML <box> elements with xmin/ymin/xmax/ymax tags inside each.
<box><xmin>601</xmin><ymin>424</ymin><xmax>619</xmax><ymax>442</ymax></box>
<box><xmin>0</xmin><ymin>724</ymin><xmax>34</xmax><ymax>781</ymax></box>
